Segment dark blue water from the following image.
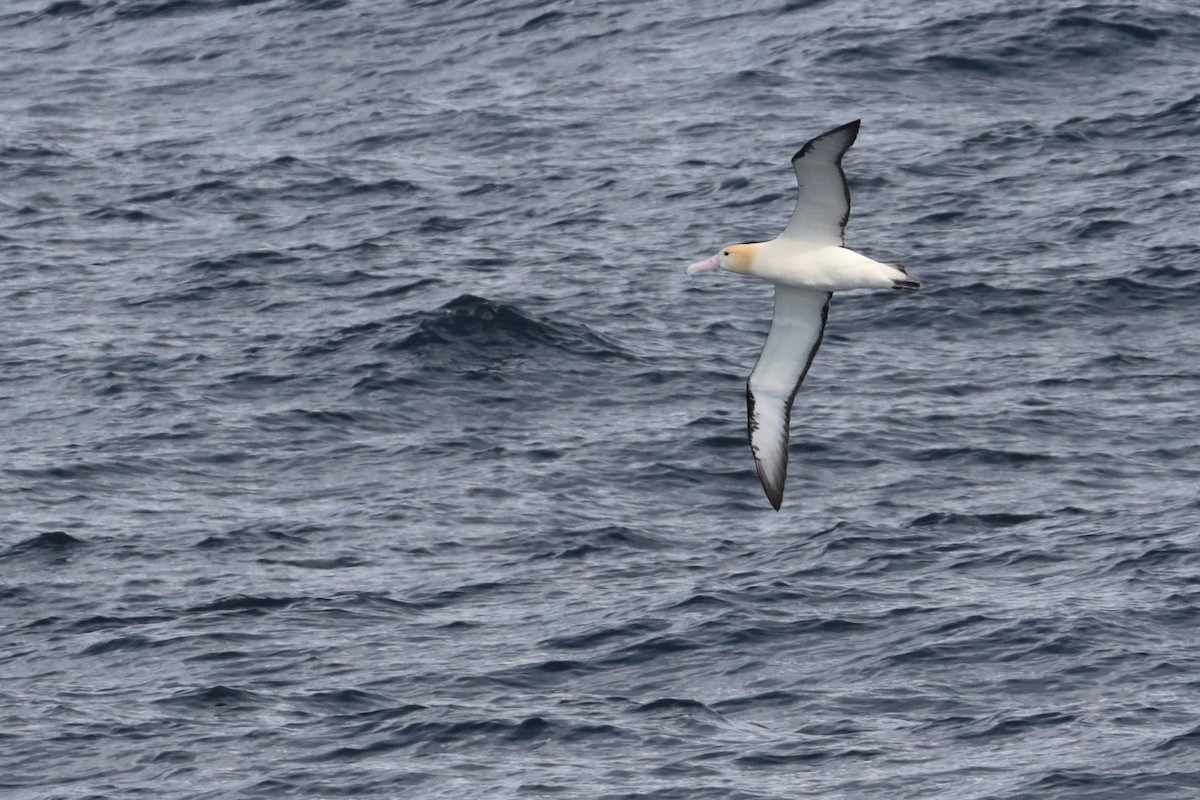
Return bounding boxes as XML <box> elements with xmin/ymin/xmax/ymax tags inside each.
<box><xmin>3</xmin><ymin>1</ymin><xmax>1200</xmax><ymax>797</ymax></box>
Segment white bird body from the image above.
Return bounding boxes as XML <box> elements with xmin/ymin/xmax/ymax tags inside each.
<box><xmin>728</xmin><ymin>240</ymin><xmax>909</xmax><ymax>293</ymax></box>
<box><xmin>686</xmin><ymin>120</ymin><xmax>919</xmax><ymax>510</ymax></box>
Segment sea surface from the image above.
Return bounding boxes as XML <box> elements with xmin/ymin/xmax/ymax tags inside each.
<box><xmin>3</xmin><ymin>1</ymin><xmax>1200</xmax><ymax>798</ymax></box>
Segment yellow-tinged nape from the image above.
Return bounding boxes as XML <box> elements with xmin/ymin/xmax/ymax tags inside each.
<box><xmin>718</xmin><ymin>243</ymin><xmax>760</xmax><ymax>274</ymax></box>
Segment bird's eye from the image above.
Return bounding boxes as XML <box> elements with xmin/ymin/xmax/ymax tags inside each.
<box><xmin>722</xmin><ymin>250</ymin><xmax>729</xmax><ymax>256</ymax></box>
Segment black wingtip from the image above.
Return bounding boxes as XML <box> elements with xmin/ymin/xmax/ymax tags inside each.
<box><xmin>821</xmin><ymin>119</ymin><xmax>861</xmax><ymax>138</ymax></box>
<box><xmin>754</xmin><ymin>459</ymin><xmax>785</xmax><ymax>511</ymax></box>
<box><xmin>791</xmin><ymin>120</ymin><xmax>862</xmax><ymax>163</ymax></box>
<box><xmin>762</xmin><ymin>479</ymin><xmax>784</xmax><ymax>511</ymax></box>
<box><xmin>892</xmin><ymin>278</ymin><xmax>921</xmax><ymax>291</ymax></box>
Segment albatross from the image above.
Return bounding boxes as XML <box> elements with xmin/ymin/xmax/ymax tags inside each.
<box><xmin>687</xmin><ymin>120</ymin><xmax>919</xmax><ymax>510</ymax></box>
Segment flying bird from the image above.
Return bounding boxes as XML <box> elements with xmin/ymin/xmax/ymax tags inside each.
<box><xmin>687</xmin><ymin>120</ymin><xmax>919</xmax><ymax>510</ymax></box>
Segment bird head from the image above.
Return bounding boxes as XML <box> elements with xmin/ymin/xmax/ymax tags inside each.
<box><xmin>686</xmin><ymin>243</ymin><xmax>757</xmax><ymax>276</ymax></box>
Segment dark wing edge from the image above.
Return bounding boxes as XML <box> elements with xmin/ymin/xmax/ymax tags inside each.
<box><xmin>787</xmin><ymin>119</ymin><xmax>860</xmax><ymax>245</ymax></box>
<box><xmin>746</xmin><ymin>292</ymin><xmax>832</xmax><ymax>511</ymax></box>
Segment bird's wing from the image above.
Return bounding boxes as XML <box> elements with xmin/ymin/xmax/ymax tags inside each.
<box><xmin>779</xmin><ymin>120</ymin><xmax>860</xmax><ymax>246</ymax></box>
<box><xmin>746</xmin><ymin>286</ymin><xmax>832</xmax><ymax>510</ymax></box>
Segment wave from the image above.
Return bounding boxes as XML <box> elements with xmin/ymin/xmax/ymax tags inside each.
<box><xmin>385</xmin><ymin>294</ymin><xmax>634</xmax><ymax>362</ymax></box>
<box><xmin>911</xmin><ymin>5</ymin><xmax>1167</xmax><ymax>76</ymax></box>
<box><xmin>154</xmin><ymin>684</ymin><xmax>266</xmax><ymax>709</ymax></box>
<box><xmin>0</xmin><ymin>531</ymin><xmax>86</xmax><ymax>561</ymax></box>
<box><xmin>313</xmin><ymin>714</ymin><xmax>593</xmax><ymax>762</ymax></box>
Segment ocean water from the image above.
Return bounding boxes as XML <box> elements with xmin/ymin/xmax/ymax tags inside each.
<box><xmin>3</xmin><ymin>0</ymin><xmax>1200</xmax><ymax>797</ymax></box>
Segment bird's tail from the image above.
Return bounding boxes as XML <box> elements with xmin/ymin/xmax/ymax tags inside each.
<box><xmin>890</xmin><ymin>263</ymin><xmax>920</xmax><ymax>291</ymax></box>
